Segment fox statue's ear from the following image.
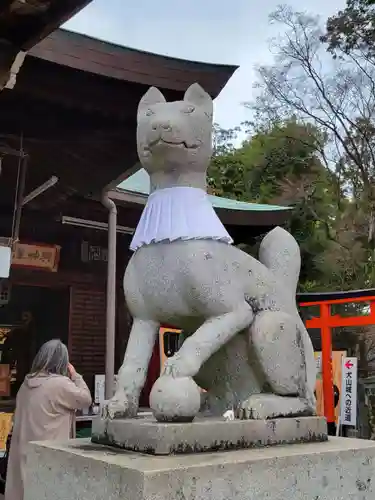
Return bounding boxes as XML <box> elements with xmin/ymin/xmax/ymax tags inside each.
<box><xmin>184</xmin><ymin>83</ymin><xmax>213</xmax><ymax>119</ymax></box>
<box><xmin>138</xmin><ymin>87</ymin><xmax>166</xmax><ymax>114</ymax></box>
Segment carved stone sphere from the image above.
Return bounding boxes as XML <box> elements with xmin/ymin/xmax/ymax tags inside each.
<box><xmin>150</xmin><ymin>375</ymin><xmax>201</xmax><ymax>422</ymax></box>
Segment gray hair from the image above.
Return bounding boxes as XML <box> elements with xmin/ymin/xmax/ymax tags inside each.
<box><xmin>29</xmin><ymin>339</ymin><xmax>69</xmax><ymax>377</ymax></box>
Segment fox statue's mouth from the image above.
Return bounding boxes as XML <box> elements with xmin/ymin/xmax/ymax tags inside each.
<box><xmin>145</xmin><ymin>138</ymin><xmax>199</xmax><ymax>151</ymax></box>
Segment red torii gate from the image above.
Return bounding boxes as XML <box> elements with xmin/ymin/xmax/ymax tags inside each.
<box><xmin>297</xmin><ymin>289</ymin><xmax>375</xmax><ymax>431</ymax></box>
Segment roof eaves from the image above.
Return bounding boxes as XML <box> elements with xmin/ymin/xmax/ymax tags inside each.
<box><xmin>113</xmin><ymin>185</ymin><xmax>292</xmax><ymax>213</ymax></box>
<box><xmin>29</xmin><ymin>29</ymin><xmax>238</xmax><ymax>98</ymax></box>
<box><xmin>58</xmin><ymin>28</ymin><xmax>239</xmax><ymax>71</ymax></box>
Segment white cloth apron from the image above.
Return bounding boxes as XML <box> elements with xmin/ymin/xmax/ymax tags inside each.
<box><xmin>130</xmin><ymin>186</ymin><xmax>233</xmax><ymax>251</ymax></box>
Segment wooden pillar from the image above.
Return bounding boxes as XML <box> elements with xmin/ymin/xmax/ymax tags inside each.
<box><xmin>320</xmin><ymin>302</ymin><xmax>335</xmax><ymax>424</ymax></box>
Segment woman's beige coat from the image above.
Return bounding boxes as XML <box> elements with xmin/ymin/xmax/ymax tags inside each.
<box><xmin>5</xmin><ymin>373</ymin><xmax>92</xmax><ymax>500</ymax></box>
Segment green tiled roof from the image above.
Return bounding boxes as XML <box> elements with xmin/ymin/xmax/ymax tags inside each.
<box><xmin>117</xmin><ymin>169</ymin><xmax>290</xmax><ymax>212</ymax></box>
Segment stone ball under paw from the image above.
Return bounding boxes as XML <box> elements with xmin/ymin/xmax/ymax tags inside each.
<box><xmin>150</xmin><ymin>376</ymin><xmax>201</xmax><ymax>422</ymax></box>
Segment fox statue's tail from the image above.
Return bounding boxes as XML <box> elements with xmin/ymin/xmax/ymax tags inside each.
<box><xmin>258</xmin><ymin>226</ymin><xmax>316</xmax><ymax>410</ymax></box>
<box><xmin>258</xmin><ymin>226</ymin><xmax>301</xmax><ymax>295</ymax></box>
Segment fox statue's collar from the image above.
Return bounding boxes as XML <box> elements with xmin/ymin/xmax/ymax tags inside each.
<box><xmin>130</xmin><ymin>186</ymin><xmax>233</xmax><ymax>252</ymax></box>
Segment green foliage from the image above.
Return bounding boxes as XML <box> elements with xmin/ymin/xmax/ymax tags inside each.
<box><xmin>214</xmin><ymin>3</ymin><xmax>375</xmax><ymax>372</ymax></box>
<box><xmin>323</xmin><ymin>0</ymin><xmax>375</xmax><ymax>57</ymax></box>
<box><xmin>208</xmin><ymin>120</ymin><xmax>342</xmax><ymax>292</ymax></box>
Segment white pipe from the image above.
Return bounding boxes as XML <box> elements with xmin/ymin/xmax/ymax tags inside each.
<box><xmin>102</xmin><ymin>194</ymin><xmax>117</xmax><ymax>400</ymax></box>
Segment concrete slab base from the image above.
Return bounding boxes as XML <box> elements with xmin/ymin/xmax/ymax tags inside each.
<box><xmin>91</xmin><ymin>415</ymin><xmax>327</xmax><ymax>455</ymax></box>
<box><xmin>25</xmin><ymin>437</ymin><xmax>375</xmax><ymax>500</ymax></box>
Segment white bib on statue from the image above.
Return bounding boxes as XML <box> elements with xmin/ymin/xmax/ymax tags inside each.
<box><xmin>130</xmin><ymin>186</ymin><xmax>233</xmax><ymax>251</ymax></box>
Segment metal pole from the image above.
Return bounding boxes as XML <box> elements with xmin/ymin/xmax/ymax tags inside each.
<box><xmin>102</xmin><ymin>193</ymin><xmax>117</xmax><ymax>400</ymax></box>
<box><xmin>13</xmin><ymin>155</ymin><xmax>28</xmax><ymax>242</ymax></box>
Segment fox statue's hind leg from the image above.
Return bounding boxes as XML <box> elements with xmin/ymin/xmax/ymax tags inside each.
<box><xmin>237</xmin><ymin>227</ymin><xmax>316</xmax><ymax>420</ymax></box>
<box><xmin>237</xmin><ymin>310</ymin><xmax>316</xmax><ymax>419</ymax></box>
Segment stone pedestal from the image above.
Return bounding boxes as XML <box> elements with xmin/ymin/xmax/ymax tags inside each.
<box><xmin>92</xmin><ymin>415</ymin><xmax>327</xmax><ymax>454</ymax></box>
<box><xmin>25</xmin><ymin>437</ymin><xmax>375</xmax><ymax>500</ymax></box>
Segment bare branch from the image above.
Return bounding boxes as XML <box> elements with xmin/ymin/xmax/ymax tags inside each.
<box><xmin>247</xmin><ymin>6</ymin><xmax>375</xmax><ymax>243</ymax></box>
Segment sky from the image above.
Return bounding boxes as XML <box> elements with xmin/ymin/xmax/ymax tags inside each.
<box><xmin>65</xmin><ymin>0</ymin><xmax>346</xmax><ymax>132</ymax></box>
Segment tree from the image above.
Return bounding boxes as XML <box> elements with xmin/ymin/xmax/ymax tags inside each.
<box><xmin>323</xmin><ymin>0</ymin><xmax>375</xmax><ymax>59</ymax></box>
<box><xmin>210</xmin><ymin>119</ymin><xmax>374</xmax><ymax>371</ymax></box>
<box><xmin>248</xmin><ymin>5</ymin><xmax>375</xmax><ymax>249</ymax></box>
<box><xmin>208</xmin><ymin>124</ymin><xmax>245</xmax><ymax>198</ymax></box>
<box><xmin>208</xmin><ymin>120</ymin><xmax>339</xmax><ymax>291</ymax></box>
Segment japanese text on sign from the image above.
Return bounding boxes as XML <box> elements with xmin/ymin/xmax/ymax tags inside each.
<box><xmin>340</xmin><ymin>357</ymin><xmax>357</xmax><ymax>427</ymax></box>
<box><xmin>12</xmin><ymin>243</ymin><xmax>60</xmax><ymax>272</ymax></box>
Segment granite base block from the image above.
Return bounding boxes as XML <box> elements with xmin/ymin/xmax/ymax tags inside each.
<box><xmin>91</xmin><ymin>415</ymin><xmax>327</xmax><ymax>455</ymax></box>
<box><xmin>25</xmin><ymin>437</ymin><xmax>375</xmax><ymax>500</ymax></box>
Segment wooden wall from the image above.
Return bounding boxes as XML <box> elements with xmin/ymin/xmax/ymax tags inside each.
<box><xmin>69</xmin><ymin>284</ymin><xmax>106</xmax><ymax>384</ymax></box>
<box><xmin>4</xmin><ymin>208</ymin><xmax>133</xmax><ymax>392</ymax></box>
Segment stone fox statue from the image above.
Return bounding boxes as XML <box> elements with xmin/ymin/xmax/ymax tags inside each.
<box><xmin>103</xmin><ymin>83</ymin><xmax>316</xmax><ymax>422</ymax></box>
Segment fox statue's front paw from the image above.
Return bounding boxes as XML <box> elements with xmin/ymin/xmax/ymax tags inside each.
<box><xmin>101</xmin><ymin>392</ymin><xmax>138</xmax><ymax>420</ymax></box>
<box><xmin>162</xmin><ymin>350</ymin><xmax>201</xmax><ymax>378</ymax></box>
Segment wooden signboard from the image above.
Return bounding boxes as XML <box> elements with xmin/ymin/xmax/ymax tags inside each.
<box><xmin>0</xmin><ymin>413</ymin><xmax>12</xmax><ymax>451</ymax></box>
<box><xmin>12</xmin><ymin>242</ymin><xmax>60</xmax><ymax>272</ymax></box>
<box><xmin>340</xmin><ymin>356</ymin><xmax>358</xmax><ymax>427</ymax></box>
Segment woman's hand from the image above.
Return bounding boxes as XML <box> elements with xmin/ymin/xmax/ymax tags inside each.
<box><xmin>67</xmin><ymin>363</ymin><xmax>77</xmax><ymax>379</ymax></box>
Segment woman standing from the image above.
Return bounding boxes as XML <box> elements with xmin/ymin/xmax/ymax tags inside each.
<box><xmin>5</xmin><ymin>339</ymin><xmax>92</xmax><ymax>500</ymax></box>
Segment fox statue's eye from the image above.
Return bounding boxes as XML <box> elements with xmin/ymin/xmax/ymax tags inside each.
<box><xmin>146</xmin><ymin>109</ymin><xmax>154</xmax><ymax>116</ymax></box>
<box><xmin>183</xmin><ymin>105</ymin><xmax>195</xmax><ymax>114</ymax></box>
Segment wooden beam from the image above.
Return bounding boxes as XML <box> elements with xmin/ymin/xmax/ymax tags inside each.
<box><xmin>306</xmin><ymin>314</ymin><xmax>375</xmax><ymax>329</ymax></box>
<box><xmin>0</xmin><ymin>41</ymin><xmax>24</xmax><ymax>90</ymax></box>
<box><xmin>0</xmin><ymin>0</ymin><xmax>92</xmax><ymax>50</ymax></box>
<box><xmin>298</xmin><ymin>288</ymin><xmax>375</xmax><ymax>304</ymax></box>
<box><xmin>300</xmin><ymin>296</ymin><xmax>375</xmax><ymax>307</ymax></box>
<box><xmin>20</xmin><ymin>0</ymin><xmax>93</xmax><ymax>50</ymax></box>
